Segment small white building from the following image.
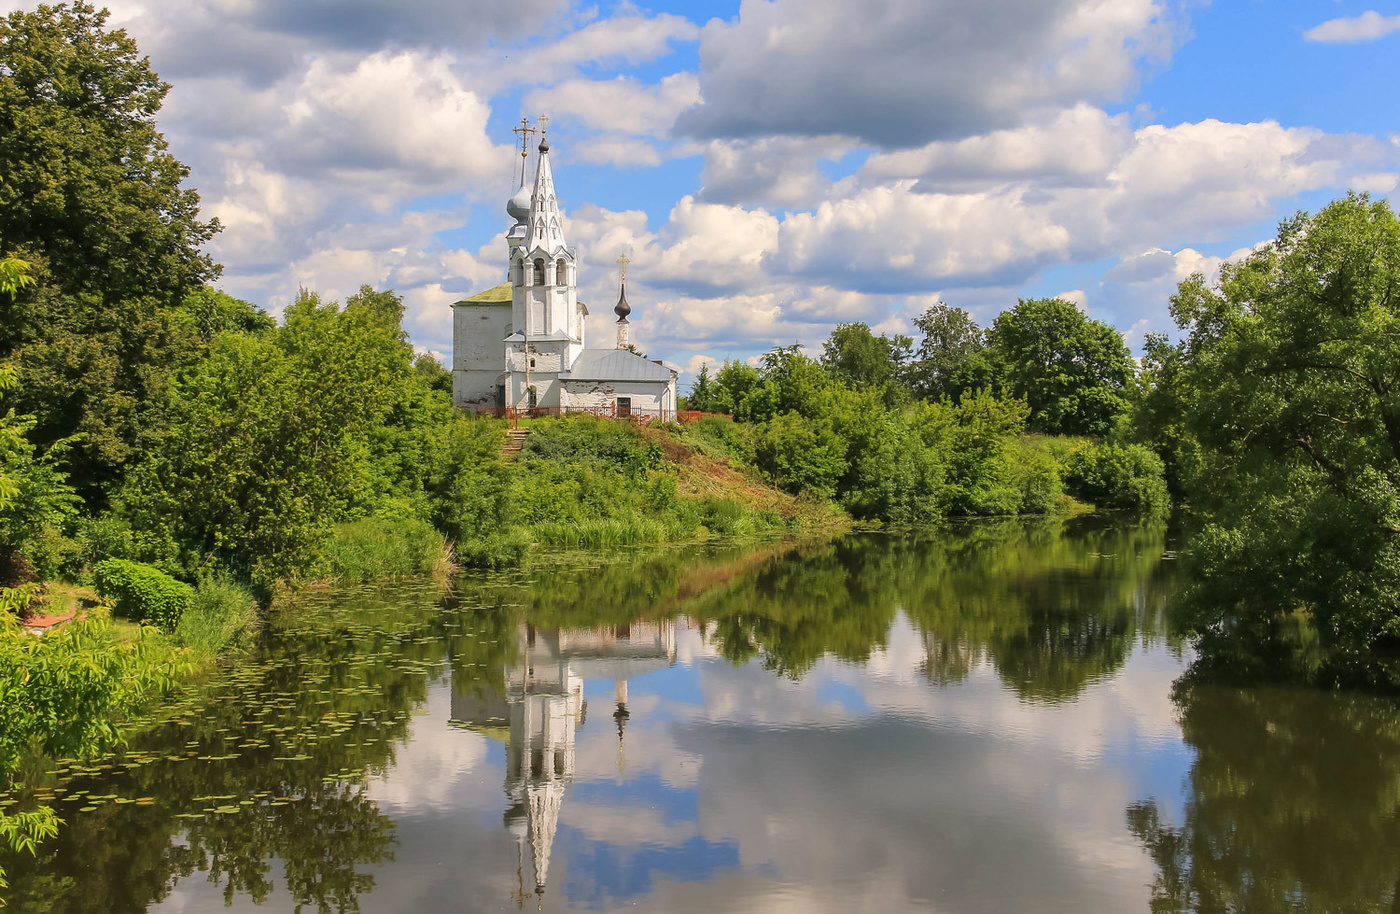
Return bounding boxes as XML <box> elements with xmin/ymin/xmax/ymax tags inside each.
<box><xmin>452</xmin><ymin>132</ymin><xmax>678</xmax><ymax>418</ymax></box>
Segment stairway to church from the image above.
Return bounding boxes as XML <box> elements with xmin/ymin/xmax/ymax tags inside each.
<box><xmin>502</xmin><ymin>427</ymin><xmax>531</xmax><ymax>460</ymax></box>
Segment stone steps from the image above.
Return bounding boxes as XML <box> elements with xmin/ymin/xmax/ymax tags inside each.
<box><xmin>502</xmin><ymin>427</ymin><xmax>531</xmax><ymax>460</ymax></box>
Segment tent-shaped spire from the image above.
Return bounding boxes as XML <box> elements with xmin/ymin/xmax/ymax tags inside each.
<box><xmin>523</xmin><ymin>136</ymin><xmax>567</xmax><ymax>256</ymax></box>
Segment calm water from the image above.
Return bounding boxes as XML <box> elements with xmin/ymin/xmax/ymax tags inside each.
<box><xmin>5</xmin><ymin>518</ymin><xmax>1400</xmax><ymax>913</ymax></box>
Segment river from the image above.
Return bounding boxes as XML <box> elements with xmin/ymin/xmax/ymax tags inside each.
<box><xmin>4</xmin><ymin>517</ymin><xmax>1400</xmax><ymax>912</ymax></box>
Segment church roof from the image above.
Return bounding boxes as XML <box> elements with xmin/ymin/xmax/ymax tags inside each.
<box><xmin>454</xmin><ymin>282</ymin><xmax>512</xmax><ymax>305</ymax></box>
<box><xmin>565</xmin><ymin>349</ymin><xmax>676</xmax><ymax>382</ymax></box>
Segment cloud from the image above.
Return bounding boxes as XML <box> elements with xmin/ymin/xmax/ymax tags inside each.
<box><xmin>676</xmin><ymin>0</ymin><xmax>1179</xmax><ymax>147</ymax></box>
<box><xmin>1303</xmin><ymin>10</ymin><xmax>1400</xmax><ymax>43</ymax></box>
<box><xmin>861</xmin><ymin>105</ymin><xmax>1133</xmax><ymax>190</ymax></box>
<box><xmin>1101</xmin><ymin>248</ymin><xmax>1177</xmax><ymax>284</ymax></box>
<box><xmin>273</xmin><ymin>51</ymin><xmax>509</xmax><ymax>181</ymax></box>
<box><xmin>773</xmin><ymin>184</ymin><xmax>1072</xmax><ymax>291</ymax></box>
<box><xmin>694</xmin><ymin>135</ymin><xmax>859</xmax><ymax>209</ymax></box>
<box><xmin>98</xmin><ymin>0</ymin><xmax>573</xmax><ymax>84</ymax></box>
<box><xmin>527</xmin><ymin>73</ymin><xmax>701</xmax><ymax>136</ymax></box>
<box><xmin>1056</xmin><ymin>289</ymin><xmax>1089</xmax><ymax>310</ymax></box>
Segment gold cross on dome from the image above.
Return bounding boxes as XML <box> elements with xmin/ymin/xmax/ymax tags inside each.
<box><xmin>511</xmin><ymin>117</ymin><xmax>535</xmax><ymax>184</ymax></box>
<box><xmin>616</xmin><ymin>253</ymin><xmax>630</xmax><ymax>283</ymax></box>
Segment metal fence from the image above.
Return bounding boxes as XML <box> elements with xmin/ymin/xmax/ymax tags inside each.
<box><xmin>462</xmin><ymin>405</ymin><xmax>730</xmax><ymax>426</ymax></box>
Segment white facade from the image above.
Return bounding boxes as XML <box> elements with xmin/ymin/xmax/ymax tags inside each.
<box><xmin>452</xmin><ymin>136</ymin><xmax>678</xmax><ymax>416</ymax></box>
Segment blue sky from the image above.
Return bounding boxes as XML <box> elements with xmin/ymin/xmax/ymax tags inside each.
<box><xmin>11</xmin><ymin>0</ymin><xmax>1396</xmax><ymax>382</ymax></box>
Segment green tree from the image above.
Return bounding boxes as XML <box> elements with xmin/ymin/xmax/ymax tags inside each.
<box><xmin>908</xmin><ymin>303</ymin><xmax>987</xmax><ymax>401</ymax></box>
<box><xmin>820</xmin><ymin>322</ymin><xmax>913</xmax><ymax>406</ymax></box>
<box><xmin>989</xmin><ymin>298</ymin><xmax>1133</xmax><ymax>436</ymax></box>
<box><xmin>118</xmin><ymin>290</ymin><xmax>414</xmax><ymax>585</ymax></box>
<box><xmin>1128</xmin><ymin>331</ymin><xmax>1198</xmax><ymax>499</ymax></box>
<box><xmin>1173</xmin><ymin>193</ymin><xmax>1400</xmax><ymax>653</ymax></box>
<box><xmin>713</xmin><ymin>359</ymin><xmax>762</xmax><ymax>416</ymax></box>
<box><xmin>686</xmin><ymin>363</ymin><xmax>720</xmax><ymax>413</ymax></box>
<box><xmin>0</xmin><ymin>2</ymin><xmax>220</xmax><ymax>498</ymax></box>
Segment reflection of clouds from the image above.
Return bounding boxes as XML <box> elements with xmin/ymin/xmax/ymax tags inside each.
<box><xmin>365</xmin><ymin>687</ymin><xmax>491</xmax><ymax>812</ymax></box>
<box><xmin>675</xmin><ymin>611</ymin><xmax>1183</xmax><ymax>767</ymax></box>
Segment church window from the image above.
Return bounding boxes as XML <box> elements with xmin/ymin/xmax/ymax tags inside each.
<box><xmin>556</xmin><ymin>259</ymin><xmax>567</xmax><ymax>286</ymax></box>
<box><xmin>533</xmin><ymin>259</ymin><xmax>545</xmax><ymax>285</ymax></box>
<box><xmin>514</xmin><ymin>260</ymin><xmax>523</xmax><ymax>286</ymax></box>
<box><xmin>530</xmin><ymin>359</ymin><xmax>536</xmax><ymax>368</ymax></box>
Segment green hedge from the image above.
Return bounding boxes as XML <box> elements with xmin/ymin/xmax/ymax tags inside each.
<box><xmin>93</xmin><ymin>559</ymin><xmax>194</xmax><ymax>632</ymax></box>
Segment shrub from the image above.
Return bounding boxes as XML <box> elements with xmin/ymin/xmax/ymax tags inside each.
<box><xmin>1001</xmin><ymin>438</ymin><xmax>1065</xmax><ymax>515</ymax></box>
<box><xmin>753</xmin><ymin>412</ymin><xmax>847</xmax><ymax>498</ymax></box>
<box><xmin>1064</xmin><ymin>441</ymin><xmax>1169</xmax><ymax>513</ymax></box>
<box><xmin>456</xmin><ymin>530</ymin><xmax>532</xmax><ymax>569</ymax></box>
<box><xmin>701</xmin><ymin>497</ymin><xmax>747</xmax><ymax>534</ymax></box>
<box><xmin>175</xmin><ymin>575</ymin><xmax>259</xmax><ymax>657</ymax></box>
<box><xmin>93</xmin><ymin>559</ymin><xmax>194</xmax><ymax>631</ymax></box>
<box><xmin>681</xmin><ymin>417</ymin><xmax>753</xmax><ymax>464</ymax></box>
<box><xmin>522</xmin><ymin>416</ymin><xmax>659</xmax><ymax>478</ymax></box>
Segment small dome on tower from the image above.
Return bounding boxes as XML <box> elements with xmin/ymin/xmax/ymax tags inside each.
<box><xmin>506</xmin><ymin>185</ymin><xmax>531</xmax><ymax>223</ymax></box>
<box><xmin>614</xmin><ymin>283</ymin><xmax>631</xmax><ymax>320</ymax></box>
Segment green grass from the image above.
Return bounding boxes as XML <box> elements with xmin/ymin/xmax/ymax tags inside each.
<box><xmin>174</xmin><ymin>575</ymin><xmax>259</xmax><ymax>658</ymax></box>
<box><xmin>315</xmin><ymin>516</ymin><xmax>453</xmax><ymax>584</ymax></box>
<box><xmin>528</xmin><ymin>517</ymin><xmax>691</xmax><ymax>549</ymax></box>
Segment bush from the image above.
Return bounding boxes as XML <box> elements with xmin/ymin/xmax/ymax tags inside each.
<box><xmin>175</xmin><ymin>575</ymin><xmax>259</xmax><ymax>657</ymax></box>
<box><xmin>315</xmin><ymin>516</ymin><xmax>450</xmax><ymax>584</ymax></box>
<box><xmin>456</xmin><ymin>530</ymin><xmax>532</xmax><ymax>569</ymax></box>
<box><xmin>1001</xmin><ymin>438</ymin><xmax>1064</xmax><ymax>515</ymax></box>
<box><xmin>754</xmin><ymin>412</ymin><xmax>847</xmax><ymax>498</ymax></box>
<box><xmin>93</xmin><ymin>559</ymin><xmax>194</xmax><ymax>631</ymax></box>
<box><xmin>1064</xmin><ymin>441</ymin><xmax>1169</xmax><ymax>513</ymax></box>
<box><xmin>522</xmin><ymin>416</ymin><xmax>660</xmax><ymax>478</ymax></box>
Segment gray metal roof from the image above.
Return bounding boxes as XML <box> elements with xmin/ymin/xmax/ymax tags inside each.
<box><xmin>565</xmin><ymin>348</ymin><xmax>676</xmax><ymax>382</ymax></box>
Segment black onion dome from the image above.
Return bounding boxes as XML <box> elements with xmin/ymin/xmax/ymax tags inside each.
<box><xmin>538</xmin><ymin>137</ymin><xmax>549</xmax><ymax>154</ymax></box>
<box><xmin>614</xmin><ymin>283</ymin><xmax>631</xmax><ymax>319</ymax></box>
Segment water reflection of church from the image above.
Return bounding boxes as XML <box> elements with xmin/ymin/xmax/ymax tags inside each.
<box><xmin>450</xmin><ymin>621</ymin><xmax>677</xmax><ymax>906</ymax></box>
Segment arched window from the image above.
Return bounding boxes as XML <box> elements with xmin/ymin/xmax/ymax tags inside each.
<box><xmin>556</xmin><ymin>259</ymin><xmax>567</xmax><ymax>286</ymax></box>
<box><xmin>514</xmin><ymin>259</ymin><xmax>524</xmax><ymax>286</ymax></box>
<box><xmin>533</xmin><ymin>259</ymin><xmax>545</xmax><ymax>285</ymax></box>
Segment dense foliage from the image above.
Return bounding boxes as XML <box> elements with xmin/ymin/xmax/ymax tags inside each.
<box><xmin>1170</xmin><ymin>193</ymin><xmax>1400</xmax><ymax>657</ymax></box>
<box><xmin>1</xmin><ymin>3</ymin><xmax>220</xmax><ymax>498</ymax></box>
<box><xmin>687</xmin><ymin>321</ymin><xmax>1160</xmax><ymax>525</ymax></box>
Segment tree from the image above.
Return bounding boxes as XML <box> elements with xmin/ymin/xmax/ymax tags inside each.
<box><xmin>118</xmin><ymin>290</ymin><xmax>415</xmax><ymax>585</ymax></box>
<box><xmin>1128</xmin><ymin>331</ymin><xmax>1198</xmax><ymax>499</ymax></box>
<box><xmin>1172</xmin><ymin>193</ymin><xmax>1400</xmax><ymax>653</ymax></box>
<box><xmin>989</xmin><ymin>298</ymin><xmax>1133</xmax><ymax>436</ymax></box>
<box><xmin>713</xmin><ymin>359</ymin><xmax>762</xmax><ymax>416</ymax></box>
<box><xmin>687</xmin><ymin>363</ymin><xmax>720</xmax><ymax>413</ymax></box>
<box><xmin>820</xmin><ymin>322</ymin><xmax>913</xmax><ymax>406</ymax></box>
<box><xmin>908</xmin><ymin>303</ymin><xmax>987</xmax><ymax>401</ymax></box>
<box><xmin>0</xmin><ymin>3</ymin><xmax>220</xmax><ymax>498</ymax></box>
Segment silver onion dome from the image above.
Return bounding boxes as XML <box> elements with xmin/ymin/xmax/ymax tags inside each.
<box><xmin>506</xmin><ymin>185</ymin><xmax>532</xmax><ymax>222</ymax></box>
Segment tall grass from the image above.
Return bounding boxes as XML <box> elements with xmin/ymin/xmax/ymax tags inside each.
<box><xmin>173</xmin><ymin>575</ymin><xmax>259</xmax><ymax>658</ymax></box>
<box><xmin>528</xmin><ymin>517</ymin><xmax>690</xmax><ymax>549</ymax></box>
<box><xmin>316</xmin><ymin>516</ymin><xmax>453</xmax><ymax>584</ymax></box>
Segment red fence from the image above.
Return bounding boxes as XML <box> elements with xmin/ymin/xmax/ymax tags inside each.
<box><xmin>463</xmin><ymin>405</ymin><xmax>732</xmax><ymax>426</ymax></box>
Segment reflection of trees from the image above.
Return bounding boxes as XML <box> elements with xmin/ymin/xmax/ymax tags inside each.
<box><xmin>1</xmin><ymin>522</ymin><xmax>1184</xmax><ymax>909</ymax></box>
<box><xmin>688</xmin><ymin>517</ymin><xmax>1177</xmax><ymax>698</ymax></box>
<box><xmin>1128</xmin><ymin>683</ymin><xmax>1400</xmax><ymax>912</ymax></box>
<box><xmin>0</xmin><ymin>583</ymin><xmax>494</xmax><ymax>914</ymax></box>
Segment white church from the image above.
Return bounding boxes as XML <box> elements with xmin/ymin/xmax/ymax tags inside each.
<box><xmin>451</xmin><ymin>127</ymin><xmax>679</xmax><ymax>419</ymax></box>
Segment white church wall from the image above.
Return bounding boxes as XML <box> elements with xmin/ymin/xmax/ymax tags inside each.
<box><xmin>452</xmin><ymin>302</ymin><xmax>511</xmax><ymax>407</ymax></box>
<box><xmin>562</xmin><ymin>378</ymin><xmax>677</xmax><ymax>416</ymax></box>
